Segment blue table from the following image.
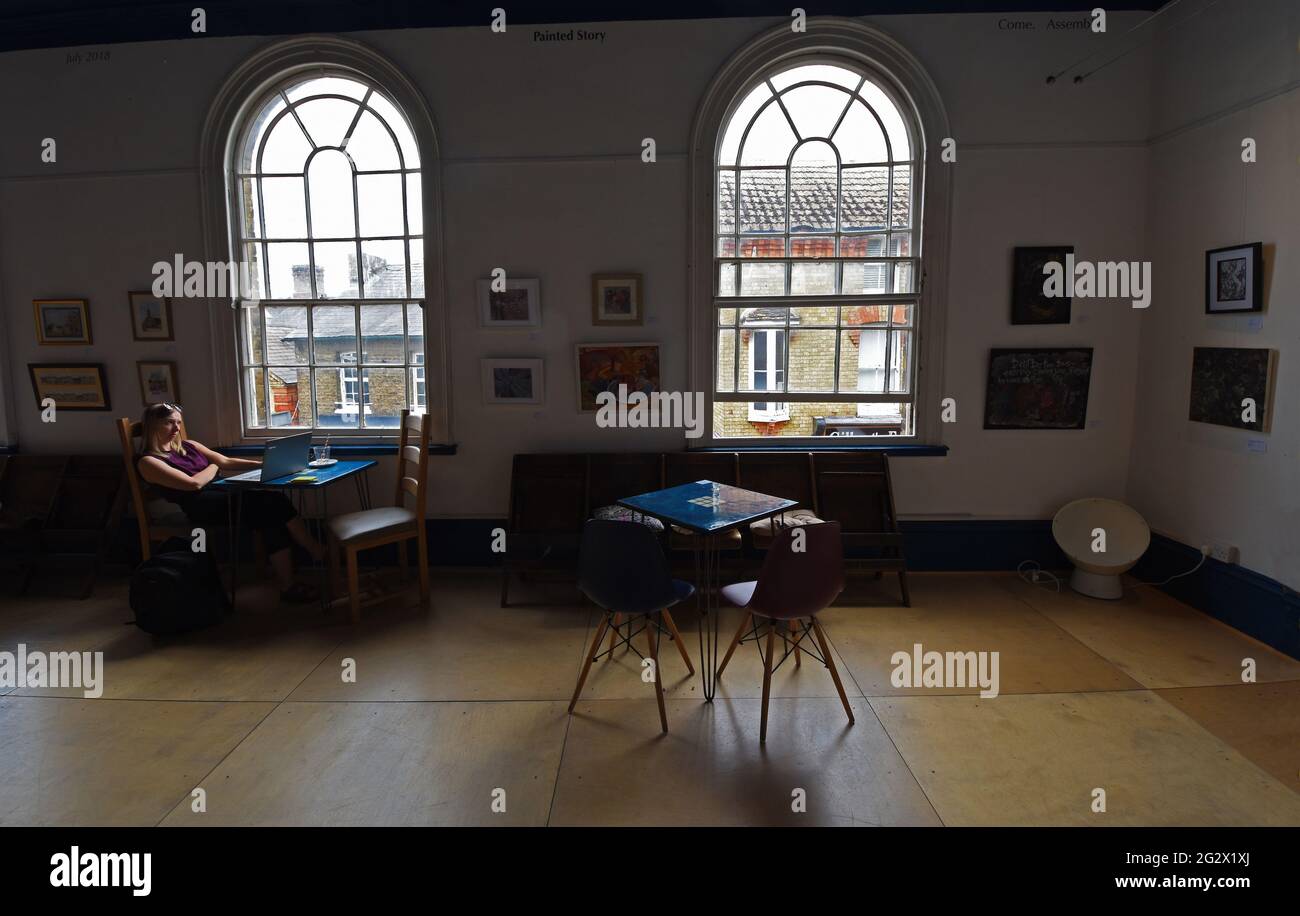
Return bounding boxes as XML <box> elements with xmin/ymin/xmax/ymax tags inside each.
<box><xmin>619</xmin><ymin>480</ymin><xmax>796</xmax><ymax>702</ymax></box>
<box><xmin>212</xmin><ymin>459</ymin><xmax>377</xmax><ymax>610</ymax></box>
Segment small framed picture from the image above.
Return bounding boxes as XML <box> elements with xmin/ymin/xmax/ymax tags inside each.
<box><xmin>1205</xmin><ymin>242</ymin><xmax>1263</xmax><ymax>313</ymax></box>
<box><xmin>481</xmin><ymin>358</ymin><xmax>544</xmax><ymax>405</ymax></box>
<box><xmin>1011</xmin><ymin>247</ymin><xmax>1072</xmax><ymax>325</ymax></box>
<box><xmin>28</xmin><ymin>363</ymin><xmax>111</xmax><ymax>411</ymax></box>
<box><xmin>575</xmin><ymin>342</ymin><xmax>661</xmax><ymax>412</ymax></box>
<box><xmin>128</xmin><ymin>291</ymin><xmax>175</xmax><ymax>341</ymax></box>
<box><xmin>591</xmin><ymin>274</ymin><xmax>643</xmax><ymax>326</ymax></box>
<box><xmin>33</xmin><ymin>299</ymin><xmax>93</xmax><ymax>345</ymax></box>
<box><xmin>477</xmin><ymin>278</ymin><xmax>541</xmax><ymax>328</ymax></box>
<box><xmin>137</xmin><ymin>360</ymin><xmax>180</xmax><ymax>406</ymax></box>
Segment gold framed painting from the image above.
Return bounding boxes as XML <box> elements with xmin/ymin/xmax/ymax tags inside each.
<box><xmin>28</xmin><ymin>363</ymin><xmax>111</xmax><ymax>411</ymax></box>
<box><xmin>34</xmin><ymin>298</ymin><xmax>92</xmax><ymax>345</ymax></box>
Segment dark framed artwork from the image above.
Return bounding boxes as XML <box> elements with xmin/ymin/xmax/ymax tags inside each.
<box><xmin>476</xmin><ymin>278</ymin><xmax>541</xmax><ymax>328</ymax></box>
<box><xmin>1011</xmin><ymin>246</ymin><xmax>1073</xmax><ymax>325</ymax></box>
<box><xmin>1205</xmin><ymin>242</ymin><xmax>1263</xmax><ymax>313</ymax></box>
<box><xmin>480</xmin><ymin>358</ymin><xmax>544</xmax><ymax>405</ymax></box>
<box><xmin>28</xmin><ymin>363</ymin><xmax>111</xmax><ymax>411</ymax></box>
<box><xmin>1188</xmin><ymin>347</ymin><xmax>1275</xmax><ymax>432</ymax></box>
<box><xmin>128</xmin><ymin>291</ymin><xmax>175</xmax><ymax>341</ymax></box>
<box><xmin>984</xmin><ymin>348</ymin><xmax>1093</xmax><ymax>430</ymax></box>
<box><xmin>591</xmin><ymin>274</ymin><xmax>643</xmax><ymax>326</ymax></box>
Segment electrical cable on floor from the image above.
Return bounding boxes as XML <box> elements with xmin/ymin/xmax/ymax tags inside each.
<box><xmin>1130</xmin><ymin>549</ymin><xmax>1207</xmax><ymax>589</ymax></box>
<box><xmin>1017</xmin><ymin>560</ymin><xmax>1061</xmax><ymax>593</ymax></box>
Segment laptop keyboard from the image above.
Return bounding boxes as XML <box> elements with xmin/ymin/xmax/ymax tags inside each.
<box><xmin>224</xmin><ymin>469</ymin><xmax>262</xmax><ymax>482</ymax></box>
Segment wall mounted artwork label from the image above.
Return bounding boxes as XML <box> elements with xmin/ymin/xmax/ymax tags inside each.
<box><xmin>1012</xmin><ymin>247</ymin><xmax>1073</xmax><ymax>325</ymax></box>
<box><xmin>1188</xmin><ymin>346</ymin><xmax>1275</xmax><ymax>432</ymax></box>
<box><xmin>984</xmin><ymin>348</ymin><xmax>1093</xmax><ymax>429</ymax></box>
<box><xmin>1205</xmin><ymin>242</ymin><xmax>1263</xmax><ymax>313</ymax></box>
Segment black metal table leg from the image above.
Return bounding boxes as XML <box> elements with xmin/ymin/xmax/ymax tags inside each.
<box><xmin>229</xmin><ymin>489</ymin><xmax>243</xmax><ymax>611</ymax></box>
<box><xmin>695</xmin><ymin>532</ymin><xmax>722</xmax><ymax>703</ymax></box>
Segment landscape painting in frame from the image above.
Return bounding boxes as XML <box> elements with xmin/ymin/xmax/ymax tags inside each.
<box><xmin>481</xmin><ymin>358</ymin><xmax>544</xmax><ymax>405</ymax></box>
<box><xmin>1205</xmin><ymin>242</ymin><xmax>1263</xmax><ymax>313</ymax></box>
<box><xmin>575</xmin><ymin>342</ymin><xmax>661</xmax><ymax>412</ymax></box>
<box><xmin>1011</xmin><ymin>247</ymin><xmax>1073</xmax><ymax>325</ymax></box>
<box><xmin>28</xmin><ymin>363</ymin><xmax>111</xmax><ymax>411</ymax></box>
<box><xmin>591</xmin><ymin>274</ymin><xmax>643</xmax><ymax>326</ymax></box>
<box><xmin>477</xmin><ymin>278</ymin><xmax>541</xmax><ymax>328</ymax></box>
<box><xmin>33</xmin><ymin>298</ymin><xmax>92</xmax><ymax>345</ymax></box>
<box><xmin>137</xmin><ymin>360</ymin><xmax>180</xmax><ymax>406</ymax></box>
<box><xmin>983</xmin><ymin>348</ymin><xmax>1093</xmax><ymax>429</ymax></box>
<box><xmin>129</xmin><ymin>290</ymin><xmax>174</xmax><ymax>341</ymax></box>
<box><xmin>1188</xmin><ymin>346</ymin><xmax>1275</xmax><ymax>432</ymax></box>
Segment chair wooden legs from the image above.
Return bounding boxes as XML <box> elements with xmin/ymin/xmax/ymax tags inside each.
<box><xmin>568</xmin><ymin>615</ymin><xmax>610</xmax><ymax>713</ymax></box>
<box><xmin>760</xmin><ymin>622</ymin><xmax>775</xmax><ymax>743</ymax></box>
<box><xmin>396</xmin><ymin>539</ymin><xmax>408</xmax><ymax>581</ymax></box>
<box><xmin>499</xmin><ymin>566</ymin><xmax>510</xmax><ymax>608</ymax></box>
<box><xmin>898</xmin><ymin>569</ymin><xmax>911</xmax><ymax>607</ymax></box>
<box><xmin>606</xmin><ymin>613</ymin><xmax>621</xmax><ymax>660</ymax></box>
<box><xmin>717</xmin><ymin>612</ymin><xmax>751</xmax><ymax>678</ymax></box>
<box><xmin>660</xmin><ymin>609</ymin><xmax>695</xmax><ymax>675</ymax></box>
<box><xmin>790</xmin><ymin>619</ymin><xmax>802</xmax><ymax>667</ymax></box>
<box><xmin>810</xmin><ymin>616</ymin><xmax>854</xmax><ymax>726</ymax></box>
<box><xmin>416</xmin><ymin>530</ymin><xmax>430</xmax><ymax>607</ymax></box>
<box><xmin>648</xmin><ymin>612</ymin><xmax>667</xmax><ymax>734</ymax></box>
<box><xmin>345</xmin><ymin>547</ymin><xmax>361</xmax><ymax>625</ymax></box>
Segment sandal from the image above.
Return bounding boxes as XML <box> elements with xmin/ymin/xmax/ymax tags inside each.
<box><xmin>279</xmin><ymin>583</ymin><xmax>319</xmax><ymax>604</ymax></box>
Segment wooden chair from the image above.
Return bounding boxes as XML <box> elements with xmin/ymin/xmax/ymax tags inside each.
<box><xmin>117</xmin><ymin>417</ymin><xmax>192</xmax><ymax>562</ymax></box>
<box><xmin>810</xmin><ymin>452</ymin><xmax>910</xmax><ymax>606</ymax></box>
<box><xmin>328</xmin><ymin>409</ymin><xmax>431</xmax><ymax>623</ymax></box>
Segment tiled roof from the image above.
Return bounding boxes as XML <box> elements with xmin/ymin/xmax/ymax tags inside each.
<box><xmin>721</xmin><ymin>165</ymin><xmax>910</xmax><ymax>234</ymax></box>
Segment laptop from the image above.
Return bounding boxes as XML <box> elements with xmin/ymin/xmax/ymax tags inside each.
<box><xmin>223</xmin><ymin>432</ymin><xmax>314</xmax><ymax>483</ymax></box>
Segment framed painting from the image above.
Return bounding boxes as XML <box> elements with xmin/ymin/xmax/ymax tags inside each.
<box><xmin>34</xmin><ymin>298</ymin><xmax>93</xmax><ymax>345</ymax></box>
<box><xmin>983</xmin><ymin>348</ymin><xmax>1093</xmax><ymax>430</ymax></box>
<box><xmin>28</xmin><ymin>363</ymin><xmax>111</xmax><ymax>411</ymax></box>
<box><xmin>591</xmin><ymin>274</ymin><xmax>643</xmax><ymax>326</ymax></box>
<box><xmin>1188</xmin><ymin>347</ymin><xmax>1275</xmax><ymax>431</ymax></box>
<box><xmin>477</xmin><ymin>278</ymin><xmax>541</xmax><ymax>328</ymax></box>
<box><xmin>1205</xmin><ymin>242</ymin><xmax>1263</xmax><ymax>313</ymax></box>
<box><xmin>128</xmin><ymin>291</ymin><xmax>175</xmax><ymax>341</ymax></box>
<box><xmin>481</xmin><ymin>358</ymin><xmax>544</xmax><ymax>405</ymax></box>
<box><xmin>575</xmin><ymin>342</ymin><xmax>661</xmax><ymax>412</ymax></box>
<box><xmin>1011</xmin><ymin>247</ymin><xmax>1073</xmax><ymax>325</ymax></box>
<box><xmin>137</xmin><ymin>360</ymin><xmax>180</xmax><ymax>406</ymax></box>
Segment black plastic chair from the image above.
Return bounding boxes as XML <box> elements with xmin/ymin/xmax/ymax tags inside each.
<box><xmin>568</xmin><ymin>519</ymin><xmax>696</xmax><ymax>733</ymax></box>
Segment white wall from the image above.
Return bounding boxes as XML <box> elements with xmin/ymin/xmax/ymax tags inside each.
<box><xmin>1127</xmin><ymin>0</ymin><xmax>1300</xmax><ymax>590</ymax></box>
<box><xmin>1</xmin><ymin>12</ymin><xmax>1155</xmax><ymax>521</ymax></box>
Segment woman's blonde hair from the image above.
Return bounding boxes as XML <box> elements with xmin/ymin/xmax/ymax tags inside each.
<box><xmin>139</xmin><ymin>403</ymin><xmax>187</xmax><ymax>457</ymax></box>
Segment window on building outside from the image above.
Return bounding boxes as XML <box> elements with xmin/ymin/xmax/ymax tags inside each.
<box><xmin>231</xmin><ymin>72</ymin><xmax>425</xmax><ymax>432</ymax></box>
<box><xmin>714</xmin><ymin>61</ymin><xmax>922</xmax><ymax>440</ymax></box>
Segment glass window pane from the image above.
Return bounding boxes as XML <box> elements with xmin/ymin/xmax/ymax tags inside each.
<box><xmin>717</xmin><ymin>170</ymin><xmax>736</xmax><ymax>233</ymax></box>
<box><xmin>891</xmin><ymin>165</ymin><xmax>912</xmax><ymax>228</ymax></box>
<box><xmin>717</xmin><ymin>237</ymin><xmax>737</xmax><ymax>257</ymax></box>
<box><xmin>240</xmin><ymin>305</ymin><xmax>264</xmax><ymax>364</ymax></box>
<box><xmin>738</xmin><ymin>169</ymin><xmax>784</xmax><ymax>233</ymax></box>
<box><xmin>716</xmin><ymin>329</ymin><xmax>736</xmax><ymax>392</ymax></box>
<box><xmin>790</xmin><ymin>142</ymin><xmax>837</xmax><ymax>233</ymax></box>
<box><xmin>791</xmin><ymin>305</ymin><xmax>837</xmax><ymax>326</ymax></box>
<box><xmin>739</xmin><ymin>101</ymin><xmax>798</xmax><ymax>166</ymax></box>
<box><xmin>893</xmin><ymin>261</ymin><xmax>916</xmax><ymax>294</ymax></box>
<box><xmin>790</xmin><ymin>261</ymin><xmax>836</xmax><ymax>296</ymax></box>
<box><xmin>717</xmin><ymin>308</ymin><xmax>737</xmax><ymax>326</ymax></box>
<box><xmin>842</xmin><ymin>261</ymin><xmax>889</xmax><ymax>295</ymax></box>
<box><xmin>265</xmin><ymin>242</ymin><xmax>311</xmax><ymax>299</ymax></box>
<box><xmin>360</xmin><ymin>304</ymin><xmax>405</xmax><ymax>364</ymax></box>
<box><xmin>357</xmin><ymin>173</ymin><xmax>404</xmax><ymax>236</ymax></box>
<box><xmin>367</xmin><ymin>93</ymin><xmax>420</xmax><ymax>168</ymax></box>
<box><xmin>739</xmin><ymin>306</ymin><xmax>787</xmax><ymax>327</ymax></box>
<box><xmin>360</xmin><ymin>368</ymin><xmax>406</xmax><ymax>428</ymax></box>
<box><xmin>790</xmin><ymin>236</ymin><xmax>834</xmax><ymax>258</ymax></box>
<box><xmin>405</xmin><ymin>173</ymin><xmax>423</xmax><ymax>235</ymax></box>
<box><xmin>259</xmin><ymin>110</ymin><xmax>311</xmax><ymax>173</ymax></box>
<box><xmin>408</xmin><ymin>240</ymin><xmax>425</xmax><ymax>297</ymax></box>
<box><xmin>781</xmin><ymin>84</ymin><xmax>852</xmax><ymax>140</ymax></box>
<box><xmin>889</xmin><ymin>329</ymin><xmax>912</xmax><ymax>394</ymax></box>
<box><xmin>770</xmin><ymin>64</ymin><xmax>862</xmax><ymax>92</ymax></box>
<box><xmin>241</xmin><ymin>243</ymin><xmax>265</xmax><ymax>300</ymax></box>
<box><xmin>833</xmin><ymin>100</ymin><xmax>889</xmax><ymax>164</ymax></box>
<box><xmin>788</xmin><ymin>329</ymin><xmax>835</xmax><ymax>392</ymax></box>
<box><xmin>314</xmin><ymin>368</ymin><xmax>357</xmax><ymax>429</ymax></box>
<box><xmin>841</xmin><ymin>167</ymin><xmax>887</xmax><ymax>231</ymax></box>
<box><xmin>313</xmin><ymin>242</ymin><xmax>360</xmax><ymax>298</ymax></box>
<box><xmin>264</xmin><ymin>307</ymin><xmax>308</xmax><ymax>364</ymax></box>
<box><xmin>307</xmin><ymin>150</ymin><xmax>356</xmax><ymax>239</ymax></box>
<box><xmin>245</xmin><ymin>368</ymin><xmax>267</xmax><ymax>427</ymax></box>
<box><xmin>718</xmin><ymin>262</ymin><xmax>737</xmax><ymax>297</ymax></box>
<box><xmin>841</xmin><ymin>328</ymin><xmax>886</xmax><ymax>393</ymax></box>
<box><xmin>311</xmin><ymin>305</ymin><xmax>357</xmax><ymax>365</ymax></box>
<box><xmin>860</xmin><ymin>81</ymin><xmax>911</xmax><ymax>160</ymax></box>
<box><xmin>718</xmin><ymin>82</ymin><xmax>771</xmax><ymax>166</ymax></box>
<box><xmin>239</xmin><ymin>178</ymin><xmax>261</xmax><ymax>238</ymax></box>
<box><xmin>286</xmin><ymin>76</ymin><xmax>368</xmax><ymax>103</ymax></box>
<box><xmin>888</xmin><ymin>232</ymin><xmax>912</xmax><ymax>257</ymax></box>
<box><xmin>841</xmin><ymin>304</ymin><xmax>891</xmax><ymax>327</ymax></box>
<box><xmin>268</xmin><ymin>367</ymin><xmax>311</xmax><ymax>426</ymax></box>
<box><xmin>261</xmin><ymin>176</ymin><xmax>307</xmax><ymax>239</ymax></box>
<box><xmin>712</xmin><ymin>401</ymin><xmax>912</xmax><ymax>438</ymax></box>
<box><xmin>739</xmin><ymin>261</ymin><xmax>785</xmax><ymax>297</ymax></box>
<box><xmin>360</xmin><ymin>239</ymin><xmax>407</xmax><ymax>298</ymax></box>
<box><xmin>294</xmin><ymin>97</ymin><xmax>359</xmax><ymax>149</ymax></box>
<box><xmin>239</xmin><ymin>93</ymin><xmax>287</xmax><ymax>172</ymax></box>
<box><xmin>406</xmin><ymin>304</ymin><xmax>425</xmax><ymax>364</ymax></box>
<box><xmin>346</xmin><ymin>110</ymin><xmax>401</xmax><ymax>171</ymax></box>
<box><xmin>840</xmin><ymin>234</ymin><xmax>886</xmax><ymax>257</ymax></box>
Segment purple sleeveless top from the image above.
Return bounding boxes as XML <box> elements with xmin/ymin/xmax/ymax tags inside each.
<box><xmin>148</xmin><ymin>441</ymin><xmax>210</xmax><ymax>478</ymax></box>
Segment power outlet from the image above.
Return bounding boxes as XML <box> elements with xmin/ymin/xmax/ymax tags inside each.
<box><xmin>1207</xmin><ymin>542</ymin><xmax>1239</xmax><ymax>564</ymax></box>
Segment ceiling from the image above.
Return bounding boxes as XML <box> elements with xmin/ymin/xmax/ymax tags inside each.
<box><xmin>1</xmin><ymin>0</ymin><xmax>1169</xmax><ymax>53</ymax></box>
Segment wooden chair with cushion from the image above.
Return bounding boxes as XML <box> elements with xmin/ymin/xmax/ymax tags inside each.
<box><xmin>117</xmin><ymin>416</ymin><xmax>193</xmax><ymax>562</ymax></box>
<box><xmin>736</xmin><ymin>451</ymin><xmax>823</xmax><ymax>549</ymax></box>
<box><xmin>662</xmin><ymin>451</ymin><xmax>743</xmax><ymax>552</ymax></box>
<box><xmin>811</xmin><ymin>451</ymin><xmax>909</xmax><ymax>606</ymax></box>
<box><xmin>585</xmin><ymin>452</ymin><xmax>664</xmax><ymax>532</ymax></box>
<box><xmin>328</xmin><ymin>409</ymin><xmax>431</xmax><ymax>623</ymax></box>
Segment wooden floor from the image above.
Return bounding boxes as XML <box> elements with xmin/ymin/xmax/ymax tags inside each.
<box><xmin>1</xmin><ymin>569</ymin><xmax>1297</xmax><ymax>826</ymax></box>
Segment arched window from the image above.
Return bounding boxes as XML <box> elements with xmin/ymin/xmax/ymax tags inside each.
<box><xmin>691</xmin><ymin>21</ymin><xmax>950</xmax><ymax>445</ymax></box>
<box><xmin>230</xmin><ymin>71</ymin><xmax>426</xmax><ymax>432</ymax></box>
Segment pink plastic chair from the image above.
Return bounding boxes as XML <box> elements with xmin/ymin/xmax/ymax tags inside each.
<box><xmin>717</xmin><ymin>522</ymin><xmax>854</xmax><ymax>742</ymax></box>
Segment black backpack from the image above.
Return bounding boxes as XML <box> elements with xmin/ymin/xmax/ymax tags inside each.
<box><xmin>129</xmin><ymin>543</ymin><xmax>230</xmax><ymax>635</ymax></box>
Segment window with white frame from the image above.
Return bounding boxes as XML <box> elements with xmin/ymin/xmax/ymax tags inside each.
<box><xmin>231</xmin><ymin>72</ymin><xmax>426</xmax><ymax>432</ymax></box>
<box><xmin>411</xmin><ymin>353</ymin><xmax>426</xmax><ymax>413</ymax></box>
<box><xmin>713</xmin><ymin>60</ymin><xmax>922</xmax><ymax>439</ymax></box>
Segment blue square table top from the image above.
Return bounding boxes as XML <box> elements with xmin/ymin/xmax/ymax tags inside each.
<box><xmin>211</xmin><ymin>459</ymin><xmax>376</xmax><ymax>490</ymax></box>
<box><xmin>618</xmin><ymin>480</ymin><xmax>797</xmax><ymax>534</ymax></box>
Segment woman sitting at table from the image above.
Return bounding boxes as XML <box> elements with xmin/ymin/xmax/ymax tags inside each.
<box><xmin>135</xmin><ymin>402</ymin><xmax>324</xmax><ymax>603</ymax></box>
